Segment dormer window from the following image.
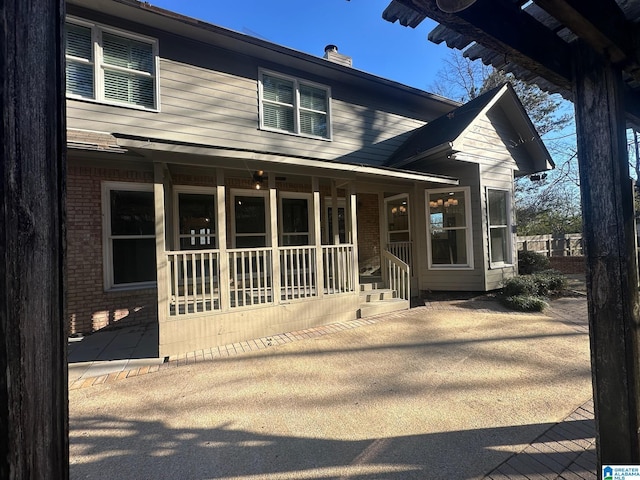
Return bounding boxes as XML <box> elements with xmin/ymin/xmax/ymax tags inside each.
<box><xmin>259</xmin><ymin>70</ymin><xmax>331</xmax><ymax>140</ymax></box>
<box><xmin>65</xmin><ymin>17</ymin><xmax>159</xmax><ymax>111</ymax></box>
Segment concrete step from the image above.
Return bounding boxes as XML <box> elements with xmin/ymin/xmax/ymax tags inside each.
<box><xmin>360</xmin><ymin>282</ymin><xmax>381</xmax><ymax>292</ymax></box>
<box><xmin>359</xmin><ymin>289</ymin><xmax>396</xmax><ymax>302</ymax></box>
<box><xmin>358</xmin><ymin>298</ymin><xmax>409</xmax><ymax>318</ymax></box>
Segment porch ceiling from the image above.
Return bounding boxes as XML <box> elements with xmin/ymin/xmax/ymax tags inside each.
<box><xmin>117</xmin><ymin>136</ymin><xmax>459</xmax><ymax>186</ymax></box>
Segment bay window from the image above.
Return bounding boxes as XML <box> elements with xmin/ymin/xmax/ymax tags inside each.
<box><xmin>426</xmin><ymin>188</ymin><xmax>473</xmax><ymax>269</ymax></box>
<box><xmin>487</xmin><ymin>189</ymin><xmax>512</xmax><ymax>266</ymax></box>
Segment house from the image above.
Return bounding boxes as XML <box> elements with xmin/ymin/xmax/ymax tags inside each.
<box><xmin>64</xmin><ymin>0</ymin><xmax>553</xmax><ymax>356</ymax></box>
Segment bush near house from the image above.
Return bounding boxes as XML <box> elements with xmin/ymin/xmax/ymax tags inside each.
<box><xmin>518</xmin><ymin>250</ymin><xmax>551</xmax><ymax>275</ymax></box>
<box><xmin>501</xmin><ymin>270</ymin><xmax>567</xmax><ymax>312</ymax></box>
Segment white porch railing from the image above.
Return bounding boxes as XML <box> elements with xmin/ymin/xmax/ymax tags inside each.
<box><xmin>382</xmin><ymin>250</ymin><xmax>410</xmax><ymax>300</ymax></box>
<box><xmin>322</xmin><ymin>244</ymin><xmax>356</xmax><ymax>294</ymax></box>
<box><xmin>167</xmin><ymin>244</ymin><xmax>356</xmax><ymax>316</ymax></box>
<box><xmin>228</xmin><ymin>247</ymin><xmax>273</xmax><ymax>307</ymax></box>
<box><xmin>387</xmin><ymin>241</ymin><xmax>413</xmax><ymax>270</ymax></box>
<box><xmin>280</xmin><ymin>246</ymin><xmax>317</xmax><ymax>300</ymax></box>
<box><xmin>167</xmin><ymin>250</ymin><xmax>220</xmax><ymax>316</ymax></box>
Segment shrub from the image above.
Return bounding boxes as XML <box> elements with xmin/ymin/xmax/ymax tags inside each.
<box><xmin>503</xmin><ymin>275</ymin><xmax>537</xmax><ymax>297</ymax></box>
<box><xmin>530</xmin><ymin>270</ymin><xmax>567</xmax><ymax>296</ymax></box>
<box><xmin>502</xmin><ymin>295</ymin><xmax>548</xmax><ymax>312</ymax></box>
<box><xmin>518</xmin><ymin>251</ymin><xmax>551</xmax><ymax>275</ymax></box>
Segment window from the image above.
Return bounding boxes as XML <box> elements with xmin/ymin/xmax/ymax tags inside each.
<box><xmin>280</xmin><ymin>194</ymin><xmax>312</xmax><ymax>246</ymax></box>
<box><xmin>174</xmin><ymin>188</ymin><xmax>216</xmax><ymax>250</ymax></box>
<box><xmin>232</xmin><ymin>190</ymin><xmax>269</xmax><ymax>248</ymax></box>
<box><xmin>65</xmin><ymin>17</ymin><xmax>158</xmax><ymax>110</ymax></box>
<box><xmin>102</xmin><ymin>182</ymin><xmax>156</xmax><ymax>289</ymax></box>
<box><xmin>487</xmin><ymin>189</ymin><xmax>512</xmax><ymax>266</ymax></box>
<box><xmin>259</xmin><ymin>70</ymin><xmax>331</xmax><ymax>139</ymax></box>
<box><xmin>426</xmin><ymin>188</ymin><xmax>473</xmax><ymax>269</ymax></box>
<box><xmin>324</xmin><ymin>198</ymin><xmax>346</xmax><ymax>244</ymax></box>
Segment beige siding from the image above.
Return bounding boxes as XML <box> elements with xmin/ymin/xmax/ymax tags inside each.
<box><xmin>65</xmin><ymin>10</ymin><xmax>437</xmax><ymax>168</ymax></box>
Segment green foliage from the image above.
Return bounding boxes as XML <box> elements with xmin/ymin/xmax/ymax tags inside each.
<box><xmin>502</xmin><ymin>295</ymin><xmax>548</xmax><ymax>312</ymax></box>
<box><xmin>531</xmin><ymin>270</ymin><xmax>567</xmax><ymax>296</ymax></box>
<box><xmin>502</xmin><ymin>275</ymin><xmax>537</xmax><ymax>297</ymax></box>
<box><xmin>518</xmin><ymin>251</ymin><xmax>551</xmax><ymax>275</ymax></box>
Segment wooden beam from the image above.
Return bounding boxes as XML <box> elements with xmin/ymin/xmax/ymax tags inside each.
<box><xmin>0</xmin><ymin>0</ymin><xmax>68</xmax><ymax>478</ymax></box>
<box><xmin>534</xmin><ymin>0</ymin><xmax>633</xmax><ymax>65</ymax></box>
<box><xmin>572</xmin><ymin>40</ymin><xmax>640</xmax><ymax>466</ymax></box>
<box><xmin>386</xmin><ymin>0</ymin><xmax>573</xmax><ymax>89</ymax></box>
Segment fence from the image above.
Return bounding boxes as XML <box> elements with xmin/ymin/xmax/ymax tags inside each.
<box><xmin>516</xmin><ymin>234</ymin><xmax>583</xmax><ymax>257</ymax></box>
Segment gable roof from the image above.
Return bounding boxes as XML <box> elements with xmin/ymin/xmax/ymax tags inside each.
<box><xmin>385</xmin><ymin>82</ymin><xmax>554</xmax><ymax>174</ymax></box>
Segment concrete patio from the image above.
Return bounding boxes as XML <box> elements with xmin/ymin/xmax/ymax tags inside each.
<box><xmin>68</xmin><ymin>293</ymin><xmax>596</xmax><ymax>479</ymax></box>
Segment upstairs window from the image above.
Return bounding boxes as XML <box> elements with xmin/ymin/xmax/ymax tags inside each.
<box><xmin>65</xmin><ymin>18</ymin><xmax>159</xmax><ymax>110</ymax></box>
<box><xmin>259</xmin><ymin>70</ymin><xmax>331</xmax><ymax>139</ymax></box>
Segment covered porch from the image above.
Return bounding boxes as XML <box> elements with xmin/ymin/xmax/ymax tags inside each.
<box><xmin>142</xmin><ymin>151</ymin><xmax>456</xmax><ymax>356</ymax></box>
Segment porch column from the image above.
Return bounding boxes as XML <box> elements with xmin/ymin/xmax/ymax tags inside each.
<box><xmin>154</xmin><ymin>162</ymin><xmax>168</xmax><ymax>325</ymax></box>
<box><xmin>269</xmin><ymin>175</ymin><xmax>281</xmax><ymax>303</ymax></box>
<box><xmin>572</xmin><ymin>41</ymin><xmax>640</xmax><ymax>463</ymax></box>
<box><xmin>312</xmin><ymin>177</ymin><xmax>324</xmax><ymax>298</ymax></box>
<box><xmin>348</xmin><ymin>182</ymin><xmax>359</xmax><ymax>291</ymax></box>
<box><xmin>378</xmin><ymin>191</ymin><xmax>388</xmax><ymax>287</ymax></box>
<box><xmin>216</xmin><ymin>169</ymin><xmax>229</xmax><ymax>311</ymax></box>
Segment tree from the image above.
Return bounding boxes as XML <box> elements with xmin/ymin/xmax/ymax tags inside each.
<box><xmin>431</xmin><ymin>52</ymin><xmax>580</xmax><ymax>235</ymax></box>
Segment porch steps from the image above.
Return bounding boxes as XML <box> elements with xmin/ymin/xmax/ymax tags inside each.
<box><xmin>357</xmin><ymin>282</ymin><xmax>409</xmax><ymax>318</ymax></box>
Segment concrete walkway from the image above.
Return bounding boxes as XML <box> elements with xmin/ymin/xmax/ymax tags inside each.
<box><xmin>68</xmin><ymin>294</ymin><xmax>596</xmax><ymax>479</ymax></box>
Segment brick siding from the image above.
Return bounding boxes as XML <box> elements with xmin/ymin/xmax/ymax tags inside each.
<box><xmin>549</xmin><ymin>256</ymin><xmax>586</xmax><ymax>274</ymax></box>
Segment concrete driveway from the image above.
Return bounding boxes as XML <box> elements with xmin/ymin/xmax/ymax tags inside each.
<box><xmin>68</xmin><ymin>302</ymin><xmax>592</xmax><ymax>480</ymax></box>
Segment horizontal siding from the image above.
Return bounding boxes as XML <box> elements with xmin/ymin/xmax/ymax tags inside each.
<box><xmin>66</xmin><ymin>12</ymin><xmax>439</xmax><ymax>168</ymax></box>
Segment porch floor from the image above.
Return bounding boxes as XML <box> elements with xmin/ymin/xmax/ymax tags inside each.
<box><xmin>68</xmin><ymin>294</ymin><xmax>596</xmax><ymax>479</ymax></box>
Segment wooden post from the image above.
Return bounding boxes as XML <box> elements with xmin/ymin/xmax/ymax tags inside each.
<box><xmin>154</xmin><ymin>163</ymin><xmax>168</xmax><ymax>326</ymax></box>
<box><xmin>0</xmin><ymin>0</ymin><xmax>69</xmax><ymax>478</ymax></box>
<box><xmin>348</xmin><ymin>183</ymin><xmax>359</xmax><ymax>292</ymax></box>
<box><xmin>216</xmin><ymin>169</ymin><xmax>229</xmax><ymax>311</ymax></box>
<box><xmin>312</xmin><ymin>177</ymin><xmax>324</xmax><ymax>298</ymax></box>
<box><xmin>572</xmin><ymin>40</ymin><xmax>640</xmax><ymax>465</ymax></box>
<box><xmin>269</xmin><ymin>175</ymin><xmax>281</xmax><ymax>303</ymax></box>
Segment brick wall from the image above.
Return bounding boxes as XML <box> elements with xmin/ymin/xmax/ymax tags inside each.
<box><xmin>66</xmin><ymin>163</ymin><xmax>157</xmax><ymax>334</ymax></box>
<box><xmin>549</xmin><ymin>256</ymin><xmax>586</xmax><ymax>274</ymax></box>
<box><xmin>357</xmin><ymin>193</ymin><xmax>381</xmax><ymax>274</ymax></box>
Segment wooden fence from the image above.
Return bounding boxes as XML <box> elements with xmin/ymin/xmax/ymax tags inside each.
<box><xmin>516</xmin><ymin>234</ymin><xmax>584</xmax><ymax>257</ymax></box>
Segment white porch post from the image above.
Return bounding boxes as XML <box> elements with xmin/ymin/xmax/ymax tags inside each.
<box><xmin>312</xmin><ymin>177</ymin><xmax>324</xmax><ymax>298</ymax></box>
<box><xmin>216</xmin><ymin>168</ymin><xmax>229</xmax><ymax>311</ymax></box>
<box><xmin>154</xmin><ymin>162</ymin><xmax>168</xmax><ymax>325</ymax></box>
<box><xmin>348</xmin><ymin>182</ymin><xmax>359</xmax><ymax>292</ymax></box>
<box><xmin>269</xmin><ymin>174</ymin><xmax>281</xmax><ymax>303</ymax></box>
<box><xmin>378</xmin><ymin>191</ymin><xmax>388</xmax><ymax>288</ymax></box>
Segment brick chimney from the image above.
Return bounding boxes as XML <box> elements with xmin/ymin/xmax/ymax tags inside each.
<box><xmin>323</xmin><ymin>44</ymin><xmax>352</xmax><ymax>67</ymax></box>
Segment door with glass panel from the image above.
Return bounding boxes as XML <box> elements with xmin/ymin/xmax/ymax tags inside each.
<box><xmin>173</xmin><ymin>189</ymin><xmax>217</xmax><ymax>311</ymax></box>
<box><xmin>279</xmin><ymin>194</ymin><xmax>314</xmax><ymax>299</ymax></box>
<box><xmin>385</xmin><ymin>194</ymin><xmax>412</xmax><ymax>268</ymax></box>
<box><xmin>231</xmin><ymin>191</ymin><xmax>271</xmax><ymax>305</ymax></box>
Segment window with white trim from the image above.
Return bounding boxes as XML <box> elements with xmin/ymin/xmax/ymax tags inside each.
<box><xmin>174</xmin><ymin>187</ymin><xmax>216</xmax><ymax>250</ymax></box>
<box><xmin>487</xmin><ymin>188</ymin><xmax>512</xmax><ymax>266</ymax></box>
<box><xmin>65</xmin><ymin>17</ymin><xmax>159</xmax><ymax>110</ymax></box>
<box><xmin>102</xmin><ymin>182</ymin><xmax>156</xmax><ymax>290</ymax></box>
<box><xmin>279</xmin><ymin>193</ymin><xmax>312</xmax><ymax>246</ymax></box>
<box><xmin>259</xmin><ymin>70</ymin><xmax>331</xmax><ymax>139</ymax></box>
<box><xmin>426</xmin><ymin>188</ymin><xmax>473</xmax><ymax>268</ymax></box>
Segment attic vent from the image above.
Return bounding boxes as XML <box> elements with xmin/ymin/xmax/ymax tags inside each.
<box><xmin>323</xmin><ymin>44</ymin><xmax>352</xmax><ymax>67</ymax></box>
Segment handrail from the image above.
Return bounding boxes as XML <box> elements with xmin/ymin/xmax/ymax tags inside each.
<box><xmin>382</xmin><ymin>250</ymin><xmax>410</xmax><ymax>301</ymax></box>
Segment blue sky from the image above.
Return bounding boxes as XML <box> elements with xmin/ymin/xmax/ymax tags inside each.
<box><xmin>149</xmin><ymin>0</ymin><xmax>449</xmax><ymax>92</ymax></box>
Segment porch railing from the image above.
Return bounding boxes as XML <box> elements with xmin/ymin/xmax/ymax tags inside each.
<box><xmin>280</xmin><ymin>246</ymin><xmax>317</xmax><ymax>300</ymax></box>
<box><xmin>382</xmin><ymin>250</ymin><xmax>410</xmax><ymax>301</ymax></box>
<box><xmin>387</xmin><ymin>241</ymin><xmax>413</xmax><ymax>270</ymax></box>
<box><xmin>167</xmin><ymin>250</ymin><xmax>221</xmax><ymax>316</ymax></box>
<box><xmin>167</xmin><ymin>244</ymin><xmax>357</xmax><ymax>316</ymax></box>
<box><xmin>322</xmin><ymin>244</ymin><xmax>356</xmax><ymax>294</ymax></box>
<box><xmin>228</xmin><ymin>247</ymin><xmax>273</xmax><ymax>307</ymax></box>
